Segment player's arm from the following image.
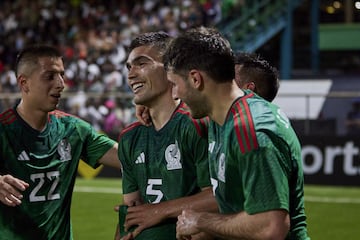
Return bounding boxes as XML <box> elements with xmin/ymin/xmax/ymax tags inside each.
<box><xmin>125</xmin><ymin>187</ymin><xmax>218</xmax><ymax>238</ymax></box>
<box><xmin>97</xmin><ymin>143</ymin><xmax>121</xmax><ymax>170</ymax></box>
<box><xmin>0</xmin><ymin>174</ymin><xmax>29</xmax><ymax>206</ymax></box>
<box><xmin>177</xmin><ymin>208</ymin><xmax>289</xmax><ymax>240</ymax></box>
<box><xmin>114</xmin><ymin>191</ymin><xmax>143</xmax><ymax>240</ymax></box>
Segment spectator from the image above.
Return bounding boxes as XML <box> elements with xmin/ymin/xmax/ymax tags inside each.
<box><xmin>0</xmin><ymin>0</ymin><xmax>221</xmax><ymax>136</ymax></box>
<box><xmin>234</xmin><ymin>52</ymin><xmax>279</xmax><ymax>102</ymax></box>
<box><xmin>346</xmin><ymin>98</ymin><xmax>360</xmax><ymax>135</ymax></box>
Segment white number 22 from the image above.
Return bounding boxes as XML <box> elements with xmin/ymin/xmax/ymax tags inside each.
<box><xmin>29</xmin><ymin>171</ymin><xmax>60</xmax><ymax>202</ymax></box>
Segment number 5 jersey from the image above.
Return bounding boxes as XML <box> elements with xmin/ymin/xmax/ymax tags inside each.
<box><xmin>118</xmin><ymin>102</ymin><xmax>210</xmax><ymax>240</ymax></box>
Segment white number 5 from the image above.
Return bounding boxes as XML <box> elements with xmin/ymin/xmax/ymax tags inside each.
<box><xmin>146</xmin><ymin>179</ymin><xmax>163</xmax><ymax>203</ymax></box>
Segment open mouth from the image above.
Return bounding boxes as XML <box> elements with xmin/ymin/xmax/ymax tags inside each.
<box><xmin>50</xmin><ymin>93</ymin><xmax>61</xmax><ymax>101</ymax></box>
<box><xmin>132</xmin><ymin>83</ymin><xmax>145</xmax><ymax>93</ymax></box>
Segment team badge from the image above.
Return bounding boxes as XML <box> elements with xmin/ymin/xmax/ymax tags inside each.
<box><xmin>58</xmin><ymin>139</ymin><xmax>72</xmax><ymax>161</ymax></box>
<box><xmin>165</xmin><ymin>140</ymin><xmax>182</xmax><ymax>170</ymax></box>
<box><xmin>217</xmin><ymin>153</ymin><xmax>226</xmax><ymax>182</ymax></box>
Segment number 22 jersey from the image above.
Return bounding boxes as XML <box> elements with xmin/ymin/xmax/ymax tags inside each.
<box><xmin>0</xmin><ymin>107</ymin><xmax>116</xmax><ymax>240</ymax></box>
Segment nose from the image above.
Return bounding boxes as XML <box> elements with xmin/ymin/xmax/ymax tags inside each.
<box><xmin>126</xmin><ymin>66</ymin><xmax>138</xmax><ymax>87</ymax></box>
<box><xmin>56</xmin><ymin>74</ymin><xmax>65</xmax><ymax>90</ymax></box>
<box><xmin>127</xmin><ymin>65</ymin><xmax>137</xmax><ymax>80</ymax></box>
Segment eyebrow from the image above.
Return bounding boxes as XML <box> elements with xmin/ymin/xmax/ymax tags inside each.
<box><xmin>127</xmin><ymin>55</ymin><xmax>152</xmax><ymax>65</ymax></box>
<box><xmin>43</xmin><ymin>69</ymin><xmax>65</xmax><ymax>76</ymax></box>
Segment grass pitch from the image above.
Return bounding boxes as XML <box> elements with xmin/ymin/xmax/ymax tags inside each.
<box><xmin>71</xmin><ymin>178</ymin><xmax>360</xmax><ymax>240</ymax></box>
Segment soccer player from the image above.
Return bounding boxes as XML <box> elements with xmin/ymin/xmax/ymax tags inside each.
<box><xmin>115</xmin><ymin>31</ymin><xmax>217</xmax><ymax>240</ymax></box>
<box><xmin>135</xmin><ymin>52</ymin><xmax>279</xmax><ymax>126</ymax></box>
<box><xmin>234</xmin><ymin>52</ymin><xmax>279</xmax><ymax>102</ymax></box>
<box><xmin>0</xmin><ymin>45</ymin><xmax>121</xmax><ymax>240</ymax></box>
<box><xmin>164</xmin><ymin>27</ymin><xmax>310</xmax><ymax>240</ymax></box>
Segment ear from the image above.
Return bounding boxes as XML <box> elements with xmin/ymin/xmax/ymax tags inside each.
<box><xmin>18</xmin><ymin>75</ymin><xmax>29</xmax><ymax>93</ymax></box>
<box><xmin>189</xmin><ymin>70</ymin><xmax>204</xmax><ymax>90</ymax></box>
<box><xmin>245</xmin><ymin>81</ymin><xmax>256</xmax><ymax>91</ymax></box>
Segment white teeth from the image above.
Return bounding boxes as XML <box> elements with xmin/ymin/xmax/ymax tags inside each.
<box><xmin>133</xmin><ymin>83</ymin><xmax>144</xmax><ymax>91</ymax></box>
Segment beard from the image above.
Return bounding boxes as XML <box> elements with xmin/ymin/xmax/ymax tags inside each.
<box><xmin>185</xmin><ymin>97</ymin><xmax>209</xmax><ymax>119</ymax></box>
<box><xmin>189</xmin><ymin>108</ymin><xmax>207</xmax><ymax>119</ymax></box>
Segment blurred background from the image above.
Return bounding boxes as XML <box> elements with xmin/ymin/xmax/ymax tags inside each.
<box><xmin>0</xmin><ymin>0</ymin><xmax>359</xmax><ymax>185</ymax></box>
<box><xmin>1</xmin><ymin>1</ymin><xmax>359</xmax><ymax>239</ymax></box>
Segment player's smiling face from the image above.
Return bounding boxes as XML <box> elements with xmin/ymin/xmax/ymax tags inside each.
<box><xmin>22</xmin><ymin>57</ymin><xmax>65</xmax><ymax>112</ymax></box>
<box><xmin>126</xmin><ymin>45</ymin><xmax>170</xmax><ymax>106</ymax></box>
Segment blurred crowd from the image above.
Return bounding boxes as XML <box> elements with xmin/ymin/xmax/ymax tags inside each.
<box><xmin>0</xmin><ymin>0</ymin><xmax>223</xmax><ymax>139</ymax></box>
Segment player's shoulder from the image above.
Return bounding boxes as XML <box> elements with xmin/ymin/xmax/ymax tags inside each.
<box><xmin>49</xmin><ymin>110</ymin><xmax>85</xmax><ymax>123</ymax></box>
<box><xmin>49</xmin><ymin>110</ymin><xmax>76</xmax><ymax>119</ymax></box>
<box><xmin>119</xmin><ymin>121</ymin><xmax>143</xmax><ymax>138</ymax></box>
<box><xmin>0</xmin><ymin>108</ymin><xmax>17</xmax><ymax>125</ymax></box>
<box><xmin>175</xmin><ymin>102</ymin><xmax>207</xmax><ymax>122</ymax></box>
<box><xmin>238</xmin><ymin>91</ymin><xmax>276</xmax><ymax>119</ymax></box>
<box><xmin>176</xmin><ymin>101</ymin><xmax>192</xmax><ymax>116</ymax></box>
<box><xmin>175</xmin><ymin>102</ymin><xmax>209</xmax><ymax>137</ymax></box>
<box><xmin>49</xmin><ymin>110</ymin><xmax>92</xmax><ymax>130</ymax></box>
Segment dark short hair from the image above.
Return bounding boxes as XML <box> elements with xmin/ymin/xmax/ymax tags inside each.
<box><xmin>235</xmin><ymin>52</ymin><xmax>279</xmax><ymax>102</ymax></box>
<box><xmin>164</xmin><ymin>27</ymin><xmax>234</xmax><ymax>82</ymax></box>
<box><xmin>128</xmin><ymin>31</ymin><xmax>172</xmax><ymax>59</ymax></box>
<box><xmin>15</xmin><ymin>45</ymin><xmax>62</xmax><ymax>77</ymax></box>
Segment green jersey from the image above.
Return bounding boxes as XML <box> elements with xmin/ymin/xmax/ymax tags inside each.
<box><xmin>0</xmin><ymin>107</ymin><xmax>116</xmax><ymax>240</ymax></box>
<box><xmin>118</xmin><ymin>102</ymin><xmax>210</xmax><ymax>240</ymax></box>
<box><xmin>208</xmin><ymin>91</ymin><xmax>310</xmax><ymax>240</ymax></box>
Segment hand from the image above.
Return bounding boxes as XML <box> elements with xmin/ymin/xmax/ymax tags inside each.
<box><xmin>191</xmin><ymin>232</ymin><xmax>215</xmax><ymax>240</ymax></box>
<box><xmin>124</xmin><ymin>203</ymin><xmax>165</xmax><ymax>238</ymax></box>
<box><xmin>114</xmin><ymin>223</ymin><xmax>134</xmax><ymax>240</ymax></box>
<box><xmin>120</xmin><ymin>233</ymin><xmax>134</xmax><ymax>240</ymax></box>
<box><xmin>135</xmin><ymin>105</ymin><xmax>151</xmax><ymax>126</ymax></box>
<box><xmin>0</xmin><ymin>174</ymin><xmax>29</xmax><ymax>206</ymax></box>
<box><xmin>176</xmin><ymin>210</ymin><xmax>201</xmax><ymax>240</ymax></box>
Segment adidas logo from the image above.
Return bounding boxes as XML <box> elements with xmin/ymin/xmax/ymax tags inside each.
<box><xmin>208</xmin><ymin>141</ymin><xmax>216</xmax><ymax>153</ymax></box>
<box><xmin>18</xmin><ymin>150</ymin><xmax>30</xmax><ymax>161</ymax></box>
<box><xmin>135</xmin><ymin>152</ymin><xmax>145</xmax><ymax>164</ymax></box>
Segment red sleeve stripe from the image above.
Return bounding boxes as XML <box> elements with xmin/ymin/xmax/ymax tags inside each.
<box><xmin>231</xmin><ymin>108</ymin><xmax>245</xmax><ymax>153</ymax></box>
<box><xmin>0</xmin><ymin>109</ymin><xmax>16</xmax><ymax>125</ymax></box>
<box><xmin>232</xmin><ymin>99</ymin><xmax>258</xmax><ymax>153</ymax></box>
<box><xmin>191</xmin><ymin>118</ymin><xmax>202</xmax><ymax>136</ymax></box>
<box><xmin>119</xmin><ymin>121</ymin><xmax>142</xmax><ymax>137</ymax></box>
<box><xmin>242</xmin><ymin>99</ymin><xmax>258</xmax><ymax>150</ymax></box>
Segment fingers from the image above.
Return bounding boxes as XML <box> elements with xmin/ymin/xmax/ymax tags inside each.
<box><xmin>0</xmin><ymin>175</ymin><xmax>29</xmax><ymax>190</ymax></box>
<box><xmin>4</xmin><ymin>194</ymin><xmax>23</xmax><ymax>206</ymax></box>
<box><xmin>135</xmin><ymin>105</ymin><xmax>152</xmax><ymax>126</ymax></box>
<box><xmin>0</xmin><ymin>174</ymin><xmax>29</xmax><ymax>206</ymax></box>
<box><xmin>114</xmin><ymin>205</ymin><xmax>120</xmax><ymax>212</ymax></box>
<box><xmin>176</xmin><ymin>232</ymin><xmax>192</xmax><ymax>240</ymax></box>
<box><xmin>130</xmin><ymin>225</ymin><xmax>143</xmax><ymax>239</ymax></box>
<box><xmin>140</xmin><ymin>112</ymin><xmax>151</xmax><ymax>126</ymax></box>
<box><xmin>121</xmin><ymin>232</ymin><xmax>134</xmax><ymax>240</ymax></box>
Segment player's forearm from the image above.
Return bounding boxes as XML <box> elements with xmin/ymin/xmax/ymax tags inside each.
<box><xmin>123</xmin><ymin>191</ymin><xmax>143</xmax><ymax>206</ymax></box>
<box><xmin>98</xmin><ymin>143</ymin><xmax>122</xmax><ymax>170</ymax></box>
<box><xmin>159</xmin><ymin>187</ymin><xmax>218</xmax><ymax>219</ymax></box>
<box><xmin>195</xmin><ymin>210</ymin><xmax>289</xmax><ymax>240</ymax></box>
